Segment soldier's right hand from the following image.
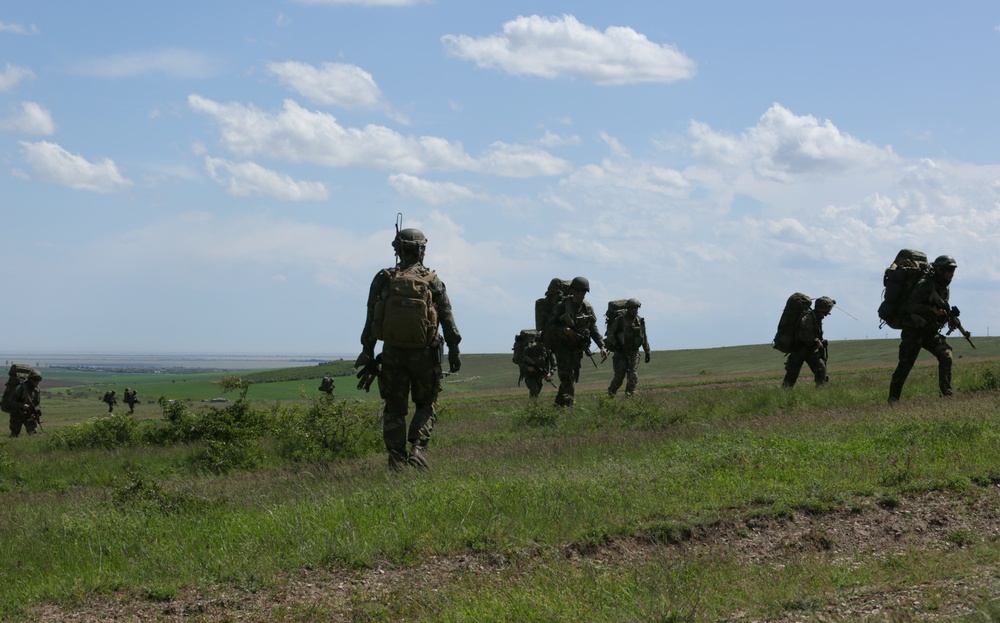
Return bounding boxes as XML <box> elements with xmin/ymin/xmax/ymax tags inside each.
<box><xmin>354</xmin><ymin>352</ymin><xmax>370</xmax><ymax>368</ymax></box>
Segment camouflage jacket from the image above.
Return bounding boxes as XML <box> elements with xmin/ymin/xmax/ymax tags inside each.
<box><xmin>544</xmin><ymin>298</ymin><xmax>605</xmax><ymax>351</ymax></box>
<box><xmin>902</xmin><ymin>276</ymin><xmax>950</xmax><ymax>331</ymax></box>
<box><xmin>608</xmin><ymin>312</ymin><xmax>650</xmax><ymax>354</ymax></box>
<box><xmin>360</xmin><ymin>259</ymin><xmax>461</xmax><ymax>357</ymax></box>
<box><xmin>794</xmin><ymin>309</ymin><xmax>824</xmax><ymax>347</ymax></box>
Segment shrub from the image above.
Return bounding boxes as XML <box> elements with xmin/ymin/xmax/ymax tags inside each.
<box><xmin>185</xmin><ymin>439</ymin><xmax>264</xmax><ymax>475</ymax></box>
<box><xmin>511</xmin><ymin>399</ymin><xmax>560</xmax><ymax>428</ymax></box>
<box><xmin>272</xmin><ymin>397</ymin><xmax>382</xmax><ymax>462</ymax></box>
<box><xmin>45</xmin><ymin>413</ymin><xmax>141</xmax><ymax>450</ymax></box>
<box><xmin>111</xmin><ymin>469</ymin><xmax>208</xmax><ymax>515</ymax></box>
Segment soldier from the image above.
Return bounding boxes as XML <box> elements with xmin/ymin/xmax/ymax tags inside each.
<box><xmin>9</xmin><ymin>369</ymin><xmax>42</xmax><ymax>437</ymax></box>
<box><xmin>356</xmin><ymin>227</ymin><xmax>462</xmax><ymax>471</ymax></box>
<box><xmin>318</xmin><ymin>375</ymin><xmax>335</xmax><ymax>396</ymax></box>
<box><xmin>518</xmin><ymin>334</ymin><xmax>556</xmax><ymax>398</ymax></box>
<box><xmin>889</xmin><ymin>255</ymin><xmax>958</xmax><ymax>402</ymax></box>
<box><xmin>606</xmin><ymin>298</ymin><xmax>651</xmax><ymax>397</ymax></box>
<box><xmin>544</xmin><ymin>276</ymin><xmax>608</xmax><ymax>407</ymax></box>
<box><xmin>102</xmin><ymin>390</ymin><xmax>117</xmax><ymax>413</ymax></box>
<box><xmin>123</xmin><ymin>387</ymin><xmax>138</xmax><ymax>414</ymax></box>
<box><xmin>781</xmin><ymin>296</ymin><xmax>834</xmax><ymax>388</ymax></box>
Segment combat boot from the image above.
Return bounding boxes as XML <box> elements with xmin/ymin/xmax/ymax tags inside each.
<box><xmin>407</xmin><ymin>444</ymin><xmax>429</xmax><ymax>470</ymax></box>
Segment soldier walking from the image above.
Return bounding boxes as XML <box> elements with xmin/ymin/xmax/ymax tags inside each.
<box><xmin>606</xmin><ymin>298</ymin><xmax>651</xmax><ymax>397</ymax></box>
<box><xmin>356</xmin><ymin>226</ymin><xmax>462</xmax><ymax>471</ymax></box>
<box><xmin>544</xmin><ymin>276</ymin><xmax>608</xmax><ymax>407</ymax></box>
<box><xmin>782</xmin><ymin>296</ymin><xmax>834</xmax><ymax>388</ymax></box>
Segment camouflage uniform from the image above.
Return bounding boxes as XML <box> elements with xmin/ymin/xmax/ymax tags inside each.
<box><xmin>123</xmin><ymin>388</ymin><xmax>138</xmax><ymax>413</ymax></box>
<box><xmin>544</xmin><ymin>277</ymin><xmax>607</xmax><ymax>407</ymax></box>
<box><xmin>9</xmin><ymin>372</ymin><xmax>42</xmax><ymax>437</ymax></box>
<box><xmin>519</xmin><ymin>340</ymin><xmax>556</xmax><ymax>398</ymax></box>
<box><xmin>358</xmin><ymin>229</ymin><xmax>461</xmax><ymax>470</ymax></box>
<box><xmin>606</xmin><ymin>302</ymin><xmax>651</xmax><ymax>396</ymax></box>
<box><xmin>889</xmin><ymin>258</ymin><xmax>956</xmax><ymax>402</ymax></box>
<box><xmin>318</xmin><ymin>376</ymin><xmax>335</xmax><ymax>396</ymax></box>
<box><xmin>781</xmin><ymin>297</ymin><xmax>832</xmax><ymax>388</ymax></box>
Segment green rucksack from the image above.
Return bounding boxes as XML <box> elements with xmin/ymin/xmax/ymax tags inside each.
<box><xmin>1</xmin><ymin>363</ymin><xmax>32</xmax><ymax>413</ymax></box>
<box><xmin>372</xmin><ymin>266</ymin><xmax>440</xmax><ymax>349</ymax></box>
<box><xmin>534</xmin><ymin>278</ymin><xmax>572</xmax><ymax>331</ymax></box>
<box><xmin>772</xmin><ymin>293</ymin><xmax>812</xmax><ymax>353</ymax></box>
<box><xmin>878</xmin><ymin>249</ymin><xmax>929</xmax><ymax>330</ymax></box>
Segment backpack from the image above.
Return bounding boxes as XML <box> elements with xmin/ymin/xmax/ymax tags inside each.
<box><xmin>534</xmin><ymin>278</ymin><xmax>572</xmax><ymax>331</ymax></box>
<box><xmin>772</xmin><ymin>292</ymin><xmax>812</xmax><ymax>353</ymax></box>
<box><xmin>372</xmin><ymin>266</ymin><xmax>439</xmax><ymax>348</ymax></box>
<box><xmin>605</xmin><ymin>299</ymin><xmax>629</xmax><ymax>330</ymax></box>
<box><xmin>512</xmin><ymin>329</ymin><xmax>541</xmax><ymax>365</ymax></box>
<box><xmin>878</xmin><ymin>249</ymin><xmax>929</xmax><ymax>329</ymax></box>
<box><xmin>1</xmin><ymin>364</ymin><xmax>32</xmax><ymax>413</ymax></box>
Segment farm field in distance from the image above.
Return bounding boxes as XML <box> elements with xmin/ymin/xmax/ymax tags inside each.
<box><xmin>3</xmin><ymin>338</ymin><xmax>1000</xmax><ymax>622</ymax></box>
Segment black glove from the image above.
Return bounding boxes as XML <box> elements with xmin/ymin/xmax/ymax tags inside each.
<box><xmin>448</xmin><ymin>349</ymin><xmax>461</xmax><ymax>373</ymax></box>
<box><xmin>645</xmin><ymin>352</ymin><xmax>651</xmax><ymax>364</ymax></box>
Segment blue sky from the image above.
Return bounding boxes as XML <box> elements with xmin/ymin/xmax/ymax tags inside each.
<box><xmin>2</xmin><ymin>1</ymin><xmax>1000</xmax><ymax>357</ymax></box>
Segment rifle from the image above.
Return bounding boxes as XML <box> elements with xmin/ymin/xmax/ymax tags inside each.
<box><xmin>24</xmin><ymin>403</ymin><xmax>42</xmax><ymax>432</ymax></box>
<box><xmin>929</xmin><ymin>291</ymin><xmax>976</xmax><ymax>348</ymax></box>
<box><xmin>946</xmin><ymin>306</ymin><xmax>976</xmax><ymax>349</ymax></box>
<box><xmin>355</xmin><ymin>354</ymin><xmax>382</xmax><ymax>392</ymax></box>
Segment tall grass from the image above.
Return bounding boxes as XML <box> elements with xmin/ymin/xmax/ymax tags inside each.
<box><xmin>2</xmin><ymin>356</ymin><xmax>1000</xmax><ymax>619</ymax></box>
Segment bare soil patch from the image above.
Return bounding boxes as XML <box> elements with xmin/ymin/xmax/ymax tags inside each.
<box><xmin>28</xmin><ymin>489</ymin><xmax>1000</xmax><ymax>622</ymax></box>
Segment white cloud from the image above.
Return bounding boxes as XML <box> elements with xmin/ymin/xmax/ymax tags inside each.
<box><xmin>0</xmin><ymin>63</ymin><xmax>36</xmax><ymax>92</ymax></box>
<box><xmin>388</xmin><ymin>173</ymin><xmax>481</xmax><ymax>205</ymax></box>
<box><xmin>19</xmin><ymin>141</ymin><xmax>132</xmax><ymax>193</ymax></box>
<box><xmin>267</xmin><ymin>61</ymin><xmax>385</xmax><ymax>109</ymax></box>
<box><xmin>205</xmin><ymin>156</ymin><xmax>329</xmax><ymax>201</ymax></box>
<box><xmin>687</xmin><ymin>103</ymin><xmax>898</xmax><ymax>181</ymax></box>
<box><xmin>442</xmin><ymin>14</ymin><xmax>696</xmax><ymax>85</ymax></box>
<box><xmin>188</xmin><ymin>95</ymin><xmax>571</xmax><ymax>177</ymax></box>
<box><xmin>1</xmin><ymin>102</ymin><xmax>55</xmax><ymax>135</ymax></box>
<box><xmin>0</xmin><ymin>21</ymin><xmax>39</xmax><ymax>35</ymax></box>
<box><xmin>71</xmin><ymin>48</ymin><xmax>225</xmax><ymax>79</ymax></box>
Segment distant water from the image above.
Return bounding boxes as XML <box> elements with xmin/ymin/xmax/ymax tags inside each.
<box><xmin>1</xmin><ymin>353</ymin><xmax>352</xmax><ymax>371</ymax></box>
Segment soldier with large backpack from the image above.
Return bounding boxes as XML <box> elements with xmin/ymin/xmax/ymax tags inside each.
<box><xmin>7</xmin><ymin>368</ymin><xmax>42</xmax><ymax>437</ymax></box>
<box><xmin>781</xmin><ymin>296</ymin><xmax>835</xmax><ymax>388</ymax></box>
<box><xmin>605</xmin><ymin>298</ymin><xmax>651</xmax><ymax>397</ymax></box>
<box><xmin>512</xmin><ymin>329</ymin><xmax>556</xmax><ymax>398</ymax></box>
<box><xmin>888</xmin><ymin>254</ymin><xmax>962</xmax><ymax>403</ymax></box>
<box><xmin>355</xmin><ymin>224</ymin><xmax>462</xmax><ymax>471</ymax></box>
<box><xmin>543</xmin><ymin>276</ymin><xmax>608</xmax><ymax>407</ymax></box>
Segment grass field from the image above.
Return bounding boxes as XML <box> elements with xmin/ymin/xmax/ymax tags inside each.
<box><xmin>3</xmin><ymin>338</ymin><xmax>1000</xmax><ymax>621</ymax></box>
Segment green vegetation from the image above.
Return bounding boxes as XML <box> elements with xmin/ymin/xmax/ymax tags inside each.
<box><xmin>3</xmin><ymin>339</ymin><xmax>1000</xmax><ymax>620</ymax></box>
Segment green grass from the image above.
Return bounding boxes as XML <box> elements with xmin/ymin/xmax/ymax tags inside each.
<box><xmin>3</xmin><ymin>339</ymin><xmax>1000</xmax><ymax>620</ymax></box>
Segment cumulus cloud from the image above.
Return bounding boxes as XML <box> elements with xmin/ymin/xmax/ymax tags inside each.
<box><xmin>19</xmin><ymin>141</ymin><xmax>132</xmax><ymax>193</ymax></box>
<box><xmin>442</xmin><ymin>14</ymin><xmax>696</xmax><ymax>85</ymax></box>
<box><xmin>70</xmin><ymin>48</ymin><xmax>225</xmax><ymax>79</ymax></box>
<box><xmin>267</xmin><ymin>61</ymin><xmax>386</xmax><ymax>109</ymax></box>
<box><xmin>188</xmin><ymin>95</ymin><xmax>571</xmax><ymax>177</ymax></box>
<box><xmin>388</xmin><ymin>173</ymin><xmax>482</xmax><ymax>205</ymax></box>
<box><xmin>1</xmin><ymin>102</ymin><xmax>55</xmax><ymax>135</ymax></box>
<box><xmin>0</xmin><ymin>63</ymin><xmax>35</xmax><ymax>92</ymax></box>
<box><xmin>205</xmin><ymin>157</ymin><xmax>329</xmax><ymax>201</ymax></box>
<box><xmin>687</xmin><ymin>103</ymin><xmax>898</xmax><ymax>181</ymax></box>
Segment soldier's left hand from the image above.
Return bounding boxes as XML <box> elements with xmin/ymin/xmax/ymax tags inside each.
<box><xmin>448</xmin><ymin>350</ymin><xmax>462</xmax><ymax>373</ymax></box>
<box><xmin>599</xmin><ymin>346</ymin><xmax>609</xmax><ymax>363</ymax></box>
<box><xmin>645</xmin><ymin>352</ymin><xmax>651</xmax><ymax>364</ymax></box>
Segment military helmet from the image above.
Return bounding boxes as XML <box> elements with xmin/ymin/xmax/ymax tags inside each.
<box><xmin>626</xmin><ymin>298</ymin><xmax>641</xmax><ymax>309</ymax></box>
<box><xmin>815</xmin><ymin>296</ymin><xmax>836</xmax><ymax>313</ymax></box>
<box><xmin>570</xmin><ymin>276</ymin><xmax>590</xmax><ymax>292</ymax></box>
<box><xmin>932</xmin><ymin>255</ymin><xmax>957</xmax><ymax>269</ymax></box>
<box><xmin>393</xmin><ymin>228</ymin><xmax>427</xmax><ymax>256</ymax></box>
<box><xmin>28</xmin><ymin>370</ymin><xmax>42</xmax><ymax>381</ymax></box>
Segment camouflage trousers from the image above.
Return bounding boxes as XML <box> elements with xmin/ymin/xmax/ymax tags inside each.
<box><xmin>890</xmin><ymin>330</ymin><xmax>952</xmax><ymax>400</ymax></box>
<box><xmin>521</xmin><ymin>370</ymin><xmax>546</xmax><ymax>398</ymax></box>
<box><xmin>553</xmin><ymin>348</ymin><xmax>584</xmax><ymax>406</ymax></box>
<box><xmin>608</xmin><ymin>350</ymin><xmax>640</xmax><ymax>396</ymax></box>
<box><xmin>377</xmin><ymin>345</ymin><xmax>442</xmax><ymax>454</ymax></box>
<box><xmin>9</xmin><ymin>411</ymin><xmax>37</xmax><ymax>437</ymax></box>
<box><xmin>782</xmin><ymin>345</ymin><xmax>828</xmax><ymax>388</ymax></box>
